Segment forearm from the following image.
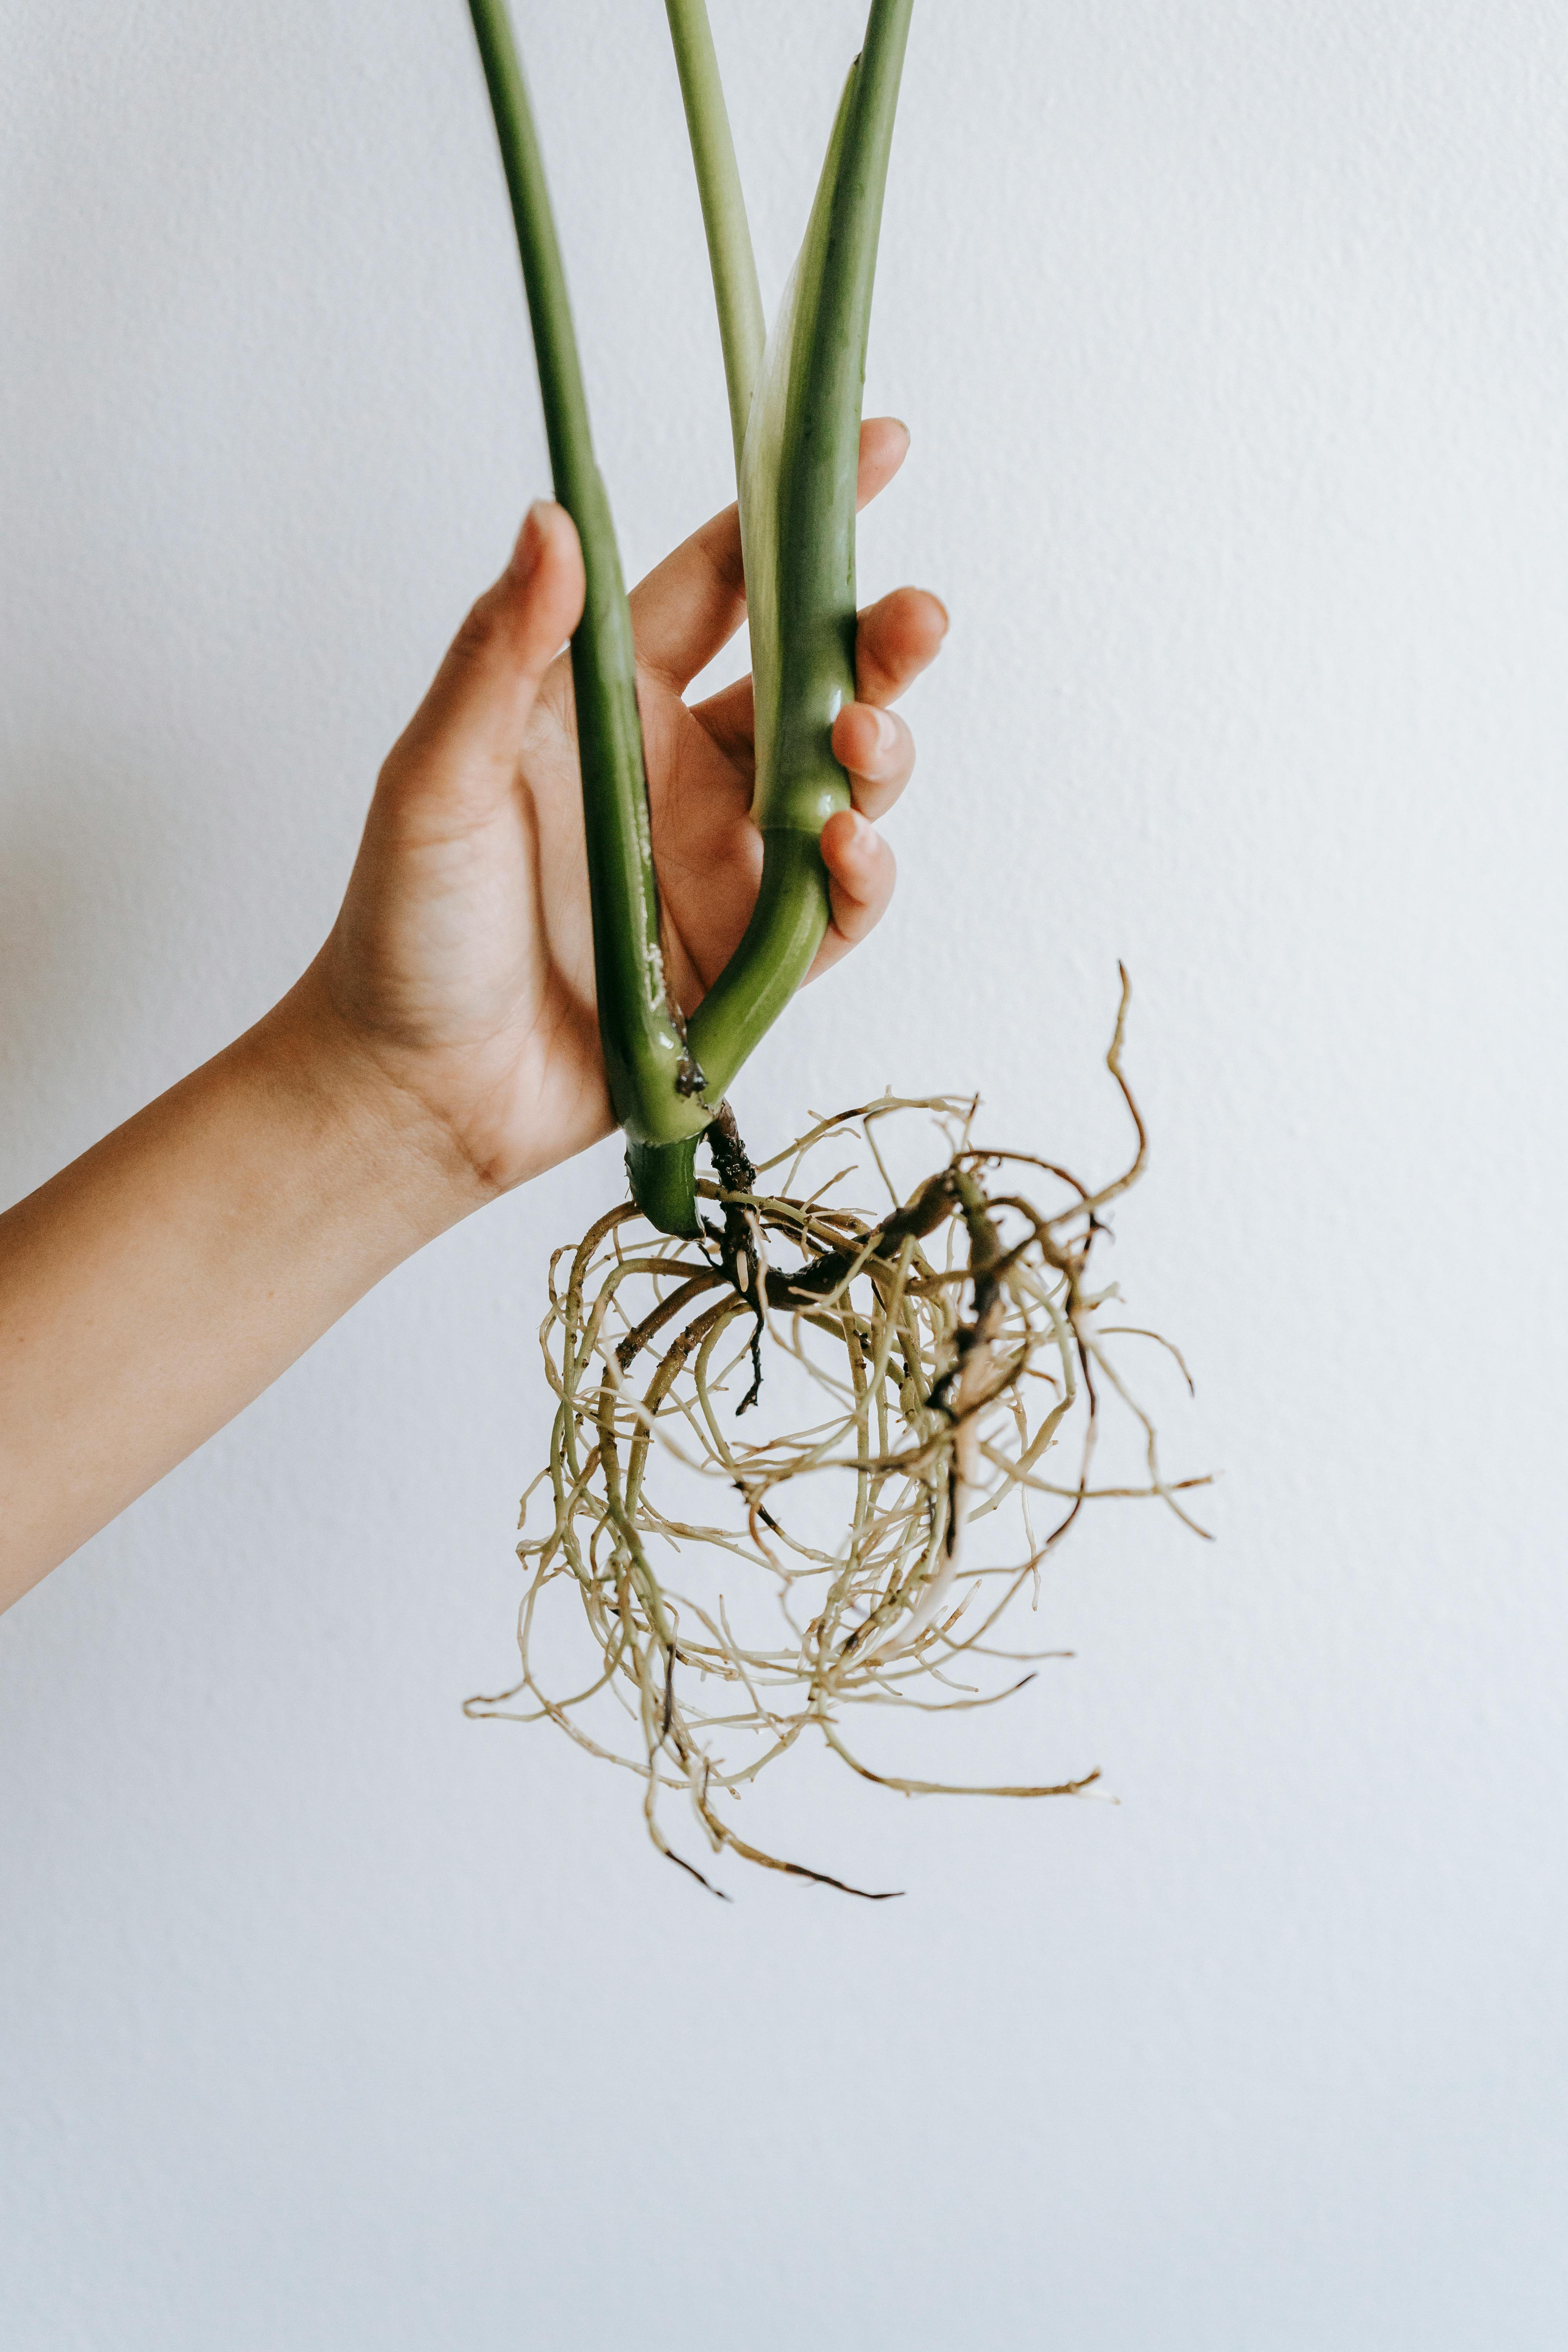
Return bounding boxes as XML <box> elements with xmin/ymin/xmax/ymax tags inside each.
<box><xmin>0</xmin><ymin>989</ymin><xmax>482</xmax><ymax>1612</ymax></box>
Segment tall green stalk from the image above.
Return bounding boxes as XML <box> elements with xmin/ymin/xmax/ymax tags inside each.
<box><xmin>663</xmin><ymin>0</ymin><xmax>765</xmax><ymax>474</ymax></box>
<box><xmin>676</xmin><ymin>0</ymin><xmax>913</xmax><ymax>1098</ymax></box>
<box><xmin>466</xmin><ymin>0</ymin><xmax>702</xmax><ymax>1180</ymax></box>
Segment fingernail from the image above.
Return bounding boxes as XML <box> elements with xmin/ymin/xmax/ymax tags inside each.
<box><xmin>867</xmin><ymin>707</ymin><xmax>898</xmax><ymax>764</ymax></box>
<box><xmin>509</xmin><ymin>499</ymin><xmax>554</xmax><ymax>583</ymax></box>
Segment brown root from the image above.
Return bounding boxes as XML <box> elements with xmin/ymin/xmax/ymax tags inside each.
<box><xmin>469</xmin><ymin>977</ymin><xmax>1207</xmax><ymax>1894</ymax></box>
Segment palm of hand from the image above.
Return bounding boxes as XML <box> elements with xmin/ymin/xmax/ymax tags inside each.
<box><xmin>315</xmin><ymin>421</ymin><xmax>943</xmax><ymax>1194</ymax></box>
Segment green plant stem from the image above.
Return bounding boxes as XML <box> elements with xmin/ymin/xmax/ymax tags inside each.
<box><xmin>466</xmin><ymin>0</ymin><xmax>699</xmax><ymax>1154</ymax></box>
<box><xmin>633</xmin><ymin>0</ymin><xmax>912</xmax><ymax>1218</ymax></box>
<box><xmin>624</xmin><ymin>1134</ymin><xmax>703</xmax><ymax>1240</ymax></box>
<box><xmin>680</xmin><ymin>832</ymin><xmax>830</xmax><ymax>1100</ymax></box>
<box><xmin>682</xmin><ymin>0</ymin><xmax>913</xmax><ymax>1092</ymax></box>
<box><xmin>470</xmin><ymin>0</ymin><xmax>912</xmax><ymax>1236</ymax></box>
<box><xmin>663</xmin><ymin>0</ymin><xmax>765</xmax><ymax>473</ymax></box>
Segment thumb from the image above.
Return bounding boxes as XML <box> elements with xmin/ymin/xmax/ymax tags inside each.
<box><xmin>389</xmin><ymin>499</ymin><xmax>586</xmax><ymax>795</ymax></box>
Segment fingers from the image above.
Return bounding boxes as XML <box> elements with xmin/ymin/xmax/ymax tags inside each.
<box><xmin>830</xmin><ymin>701</ymin><xmax>915</xmax><ymax>822</ymax></box>
<box><xmin>630</xmin><ymin>417</ymin><xmax>912</xmax><ymax>693</ymax></box>
<box><xmin>811</xmin><ymin>577</ymin><xmax>944</xmax><ymax>940</ymax></box>
<box><xmin>853</xmin><ymin>583</ymin><xmax>948</xmax><ymax>708</ymax></box>
<box><xmin>808</xmin><ymin>808</ymin><xmax>897</xmax><ymax>979</ymax></box>
<box><xmin>387</xmin><ymin>501</ymin><xmax>584</xmax><ymax>806</ymax></box>
<box><xmin>628</xmin><ymin>503</ymin><xmax>747</xmax><ymax>696</ymax></box>
<box><xmin>688</xmin><ymin>673</ymin><xmax>756</xmax><ymax>766</ymax></box>
<box><xmin>853</xmin><ymin>414</ymin><xmax>913</xmax><ymax>512</ymax></box>
<box><xmin>694</xmin><ymin>579</ymin><xmax>946</xmax><ymax>809</ymax></box>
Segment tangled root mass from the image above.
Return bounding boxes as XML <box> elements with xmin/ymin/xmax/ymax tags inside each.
<box><xmin>469</xmin><ymin>976</ymin><xmax>1208</xmax><ymax>1897</ymax></box>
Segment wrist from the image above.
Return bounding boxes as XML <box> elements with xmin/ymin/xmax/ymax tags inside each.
<box><xmin>242</xmin><ymin>975</ymin><xmax>496</xmax><ymax>1256</ymax></box>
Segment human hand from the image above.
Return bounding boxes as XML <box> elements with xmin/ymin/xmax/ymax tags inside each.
<box><xmin>281</xmin><ymin>416</ymin><xmax>946</xmax><ymax>1221</ymax></box>
<box><xmin>0</xmin><ymin>423</ymin><xmax>946</xmax><ymax>1602</ymax></box>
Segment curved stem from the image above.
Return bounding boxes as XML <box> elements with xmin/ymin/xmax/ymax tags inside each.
<box><xmin>684</xmin><ymin>832</ymin><xmax>830</xmax><ymax>1098</ymax></box>
<box><xmin>633</xmin><ymin>0</ymin><xmax>914</xmax><ymax>1210</ymax></box>
<box><xmin>748</xmin><ymin>0</ymin><xmax>913</xmax><ymax>842</ymax></box>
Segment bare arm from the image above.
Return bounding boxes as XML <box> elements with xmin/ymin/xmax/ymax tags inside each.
<box><xmin>0</xmin><ymin>1009</ymin><xmax>480</xmax><ymax>1603</ymax></box>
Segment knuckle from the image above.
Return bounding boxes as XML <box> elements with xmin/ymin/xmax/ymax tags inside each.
<box><xmin>448</xmin><ymin>590</ymin><xmax>503</xmax><ymax>668</ymax></box>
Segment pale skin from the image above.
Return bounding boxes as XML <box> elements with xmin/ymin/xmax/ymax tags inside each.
<box><xmin>0</xmin><ymin>419</ymin><xmax>944</xmax><ymax>1613</ymax></box>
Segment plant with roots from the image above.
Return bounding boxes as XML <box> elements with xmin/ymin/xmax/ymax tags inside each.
<box><xmin>464</xmin><ymin>0</ymin><xmax>1205</xmax><ymax>1893</ymax></box>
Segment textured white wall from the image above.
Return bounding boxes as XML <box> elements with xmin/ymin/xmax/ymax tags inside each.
<box><xmin>4</xmin><ymin>2</ymin><xmax>1567</xmax><ymax>2344</ymax></box>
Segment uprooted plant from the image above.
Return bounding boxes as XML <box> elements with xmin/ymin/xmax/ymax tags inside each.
<box><xmin>463</xmin><ymin>0</ymin><xmax>1204</xmax><ymax>1892</ymax></box>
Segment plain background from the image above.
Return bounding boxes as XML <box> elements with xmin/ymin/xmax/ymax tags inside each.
<box><xmin>4</xmin><ymin>2</ymin><xmax>1566</xmax><ymax>2345</ymax></box>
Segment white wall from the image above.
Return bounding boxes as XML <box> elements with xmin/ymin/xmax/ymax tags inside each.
<box><xmin>4</xmin><ymin>2</ymin><xmax>1566</xmax><ymax>2343</ymax></box>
